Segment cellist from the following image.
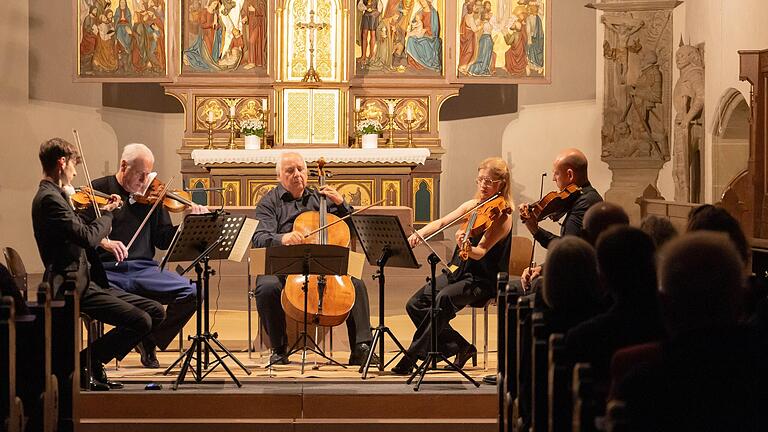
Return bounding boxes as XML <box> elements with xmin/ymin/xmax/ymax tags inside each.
<box><xmin>392</xmin><ymin>157</ymin><xmax>513</xmax><ymax>375</ymax></box>
<box><xmin>516</xmin><ymin>148</ymin><xmax>603</xmax><ymax>291</ymax></box>
<box><xmin>251</xmin><ymin>152</ymin><xmax>377</xmax><ymax>366</ymax></box>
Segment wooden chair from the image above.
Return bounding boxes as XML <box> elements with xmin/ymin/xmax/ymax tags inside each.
<box><xmin>572</xmin><ymin>363</ymin><xmax>598</xmax><ymax>432</ymax></box>
<box><xmin>502</xmin><ymin>283</ymin><xmax>522</xmax><ymax>432</ymax></box>
<box><xmin>512</xmin><ymin>294</ymin><xmax>534</xmax><ymax>431</ymax></box>
<box><xmin>548</xmin><ymin>333</ymin><xmax>570</xmax><ymax>432</ymax></box>
<box><xmin>50</xmin><ymin>283</ymin><xmax>80</xmax><ymax>431</ymax></box>
<box><xmin>3</xmin><ymin>247</ymin><xmax>28</xmax><ymax>301</ymax></box>
<box><xmin>1</xmin><ymin>297</ymin><xmax>24</xmax><ymax>432</ymax></box>
<box><xmin>471</xmin><ymin>236</ymin><xmax>534</xmax><ymax>368</ymax></box>
<box><xmin>531</xmin><ymin>311</ymin><xmax>551</xmax><ymax>431</ymax></box>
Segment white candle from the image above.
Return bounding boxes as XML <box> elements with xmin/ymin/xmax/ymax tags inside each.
<box><xmin>388</xmin><ymin>103</ymin><xmax>395</xmax><ymax>115</ymax></box>
<box><xmin>406</xmin><ymin>107</ymin><xmax>414</xmax><ymax>121</ymax></box>
<box><xmin>230</xmin><ymin>105</ymin><xmax>236</xmax><ymax>117</ymax></box>
<box><xmin>207</xmin><ymin>111</ymin><xmax>214</xmax><ymax>123</ymax></box>
<box><xmin>355</xmin><ymin>98</ymin><xmax>361</xmax><ymax>112</ymax></box>
<box><xmin>261</xmin><ymin>99</ymin><xmax>267</xmax><ymax>111</ymax></box>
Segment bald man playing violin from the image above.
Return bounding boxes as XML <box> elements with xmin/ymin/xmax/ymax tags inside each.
<box><xmin>87</xmin><ymin>143</ymin><xmax>208</xmax><ymax>368</ymax></box>
<box><xmin>517</xmin><ymin>148</ymin><xmax>603</xmax><ymax>290</ymax></box>
<box><xmin>251</xmin><ymin>152</ymin><xmax>377</xmax><ymax>367</ymax></box>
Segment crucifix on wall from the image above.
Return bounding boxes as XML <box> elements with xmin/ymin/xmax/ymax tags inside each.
<box><xmin>295</xmin><ymin>10</ymin><xmax>328</xmax><ymax>82</ymax></box>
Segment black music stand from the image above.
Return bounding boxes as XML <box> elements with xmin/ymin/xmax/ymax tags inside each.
<box><xmin>351</xmin><ymin>214</ymin><xmax>420</xmax><ymax>378</ymax></box>
<box><xmin>263</xmin><ymin>244</ymin><xmax>350</xmax><ymax>373</ymax></box>
<box><xmin>161</xmin><ymin>213</ymin><xmax>252</xmax><ymax>390</ymax></box>
<box><xmin>406</xmin><ymin>229</ymin><xmax>480</xmax><ymax>391</ymax></box>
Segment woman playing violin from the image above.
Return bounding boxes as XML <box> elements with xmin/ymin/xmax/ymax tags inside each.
<box><xmin>393</xmin><ymin>157</ymin><xmax>514</xmax><ymax>375</ymax></box>
<box><xmin>516</xmin><ymin>148</ymin><xmax>603</xmax><ymax>290</ymax></box>
<box><xmin>86</xmin><ymin>143</ymin><xmax>208</xmax><ymax>368</ymax></box>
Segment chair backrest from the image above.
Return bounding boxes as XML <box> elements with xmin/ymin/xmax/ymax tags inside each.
<box><xmin>3</xmin><ymin>247</ymin><xmax>28</xmax><ymax>300</ymax></box>
<box><xmin>509</xmin><ymin>236</ymin><xmax>534</xmax><ymax>277</ymax></box>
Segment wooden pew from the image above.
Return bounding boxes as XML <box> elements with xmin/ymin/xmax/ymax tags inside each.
<box><xmin>1</xmin><ymin>297</ymin><xmax>24</xmax><ymax>432</ymax></box>
<box><xmin>531</xmin><ymin>312</ymin><xmax>550</xmax><ymax>431</ymax></box>
<box><xmin>572</xmin><ymin>363</ymin><xmax>598</xmax><ymax>432</ymax></box>
<box><xmin>495</xmin><ymin>272</ymin><xmax>509</xmax><ymax>432</ymax></box>
<box><xmin>512</xmin><ymin>295</ymin><xmax>533</xmax><ymax>431</ymax></box>
<box><xmin>49</xmin><ymin>284</ymin><xmax>80</xmax><ymax>432</ymax></box>
<box><xmin>548</xmin><ymin>333</ymin><xmax>570</xmax><ymax>432</ymax></box>
<box><xmin>501</xmin><ymin>279</ymin><xmax>521</xmax><ymax>432</ymax></box>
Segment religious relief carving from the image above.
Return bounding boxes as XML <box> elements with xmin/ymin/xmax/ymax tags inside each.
<box><xmin>248</xmin><ymin>181</ymin><xmax>277</xmax><ymax>205</ymax></box>
<box><xmin>455</xmin><ymin>0</ymin><xmax>548</xmax><ymax>81</ymax></box>
<box><xmin>76</xmin><ymin>0</ymin><xmax>168</xmax><ymax>80</ymax></box>
<box><xmin>672</xmin><ymin>41</ymin><xmax>704</xmax><ymax>202</ymax></box>
<box><xmin>357</xmin><ymin>97</ymin><xmax>429</xmax><ymax>131</ymax></box>
<box><xmin>181</xmin><ymin>0</ymin><xmax>269</xmax><ymax>75</ymax></box>
<box><xmin>354</xmin><ymin>0</ymin><xmax>444</xmax><ymax>76</ymax></box>
<box><xmin>600</xmin><ymin>9</ymin><xmax>673</xmax><ymax>163</ymax></box>
<box><xmin>328</xmin><ymin>180</ymin><xmax>375</xmax><ymax>206</ymax></box>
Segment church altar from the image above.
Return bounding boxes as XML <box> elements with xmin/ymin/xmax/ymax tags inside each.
<box><xmin>185</xmin><ymin>147</ymin><xmax>440</xmax><ymax>227</ymax></box>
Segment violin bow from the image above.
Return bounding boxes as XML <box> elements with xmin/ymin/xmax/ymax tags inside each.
<box><xmin>421</xmin><ymin>192</ymin><xmax>501</xmax><ymax>243</ymax></box>
<box><xmin>124</xmin><ymin>176</ymin><xmax>175</xmax><ymax>252</ymax></box>
<box><xmin>71</xmin><ymin>130</ymin><xmax>104</xmax><ymax>218</ymax></box>
<box><xmin>303</xmin><ymin>198</ymin><xmax>386</xmax><ymax>239</ymax></box>
<box><xmin>525</xmin><ymin>172</ymin><xmax>548</xmax><ymax>281</ymax></box>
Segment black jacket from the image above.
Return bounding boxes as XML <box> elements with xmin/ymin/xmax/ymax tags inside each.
<box><xmin>533</xmin><ymin>182</ymin><xmax>603</xmax><ymax>249</ymax></box>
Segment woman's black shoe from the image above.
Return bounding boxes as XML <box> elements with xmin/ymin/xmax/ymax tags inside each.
<box><xmin>391</xmin><ymin>355</ymin><xmax>416</xmax><ymax>375</ymax></box>
<box><xmin>443</xmin><ymin>344</ymin><xmax>477</xmax><ymax>370</ymax></box>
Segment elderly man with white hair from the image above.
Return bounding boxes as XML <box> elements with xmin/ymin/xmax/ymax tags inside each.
<box><xmin>89</xmin><ymin>143</ymin><xmax>208</xmax><ymax>368</ymax></box>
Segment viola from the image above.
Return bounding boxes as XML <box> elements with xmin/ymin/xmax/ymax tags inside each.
<box><xmin>71</xmin><ymin>186</ymin><xmax>122</xmax><ymax>211</ymax></box>
<box><xmin>520</xmin><ymin>184</ymin><xmax>582</xmax><ymax>222</ymax></box>
<box><xmin>133</xmin><ymin>177</ymin><xmax>194</xmax><ymax>213</ymax></box>
<box><xmin>458</xmin><ymin>194</ymin><xmax>512</xmax><ymax>260</ymax></box>
<box><xmin>281</xmin><ymin>159</ymin><xmax>356</xmax><ymax>327</ymax></box>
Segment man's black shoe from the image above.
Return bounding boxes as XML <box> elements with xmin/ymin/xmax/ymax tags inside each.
<box><xmin>391</xmin><ymin>355</ymin><xmax>416</xmax><ymax>375</ymax></box>
<box><xmin>482</xmin><ymin>374</ymin><xmax>497</xmax><ymax>385</ymax></box>
<box><xmin>135</xmin><ymin>341</ymin><xmax>160</xmax><ymax>369</ymax></box>
<box><xmin>93</xmin><ymin>363</ymin><xmax>124</xmax><ymax>389</ymax></box>
<box><xmin>349</xmin><ymin>342</ymin><xmax>380</xmax><ymax>366</ymax></box>
<box><xmin>80</xmin><ymin>373</ymin><xmax>109</xmax><ymax>391</ymax></box>
<box><xmin>443</xmin><ymin>344</ymin><xmax>477</xmax><ymax>370</ymax></box>
<box><xmin>268</xmin><ymin>345</ymin><xmax>290</xmax><ymax>365</ymax></box>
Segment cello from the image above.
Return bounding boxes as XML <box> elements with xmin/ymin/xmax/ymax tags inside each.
<box><xmin>281</xmin><ymin>160</ymin><xmax>357</xmax><ymax>327</ymax></box>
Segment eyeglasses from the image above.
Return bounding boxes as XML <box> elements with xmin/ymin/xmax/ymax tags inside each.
<box><xmin>475</xmin><ymin>176</ymin><xmax>502</xmax><ymax>186</ymax></box>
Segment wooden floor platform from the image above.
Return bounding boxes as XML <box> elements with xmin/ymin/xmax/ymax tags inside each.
<box><xmin>80</xmin><ymin>351</ymin><xmax>499</xmax><ymax>432</ymax></box>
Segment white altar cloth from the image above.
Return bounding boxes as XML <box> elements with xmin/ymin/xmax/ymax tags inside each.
<box><xmin>191</xmin><ymin>148</ymin><xmax>430</xmax><ymax>166</ymax></box>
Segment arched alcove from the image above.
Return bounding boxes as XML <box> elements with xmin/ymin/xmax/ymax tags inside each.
<box><xmin>711</xmin><ymin>88</ymin><xmax>750</xmax><ymax>200</ymax></box>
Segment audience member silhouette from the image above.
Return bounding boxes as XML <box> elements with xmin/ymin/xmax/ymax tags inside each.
<box><xmin>582</xmin><ymin>202</ymin><xmax>630</xmax><ymax>246</ymax></box>
<box><xmin>639</xmin><ymin>214</ymin><xmax>678</xmax><ymax>248</ymax></box>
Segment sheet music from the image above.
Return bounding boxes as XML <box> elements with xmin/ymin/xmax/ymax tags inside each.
<box><xmin>228</xmin><ymin>218</ymin><xmax>259</xmax><ymax>262</ymax></box>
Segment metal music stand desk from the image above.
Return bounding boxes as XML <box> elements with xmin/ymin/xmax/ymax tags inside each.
<box><xmin>263</xmin><ymin>244</ymin><xmax>350</xmax><ymax>373</ymax></box>
<box><xmin>161</xmin><ymin>213</ymin><xmax>254</xmax><ymax>389</ymax></box>
<box><xmin>351</xmin><ymin>214</ymin><xmax>420</xmax><ymax>378</ymax></box>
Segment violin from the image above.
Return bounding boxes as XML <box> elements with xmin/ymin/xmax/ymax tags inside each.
<box><xmin>133</xmin><ymin>177</ymin><xmax>195</xmax><ymax>213</ymax></box>
<box><xmin>281</xmin><ymin>159</ymin><xmax>356</xmax><ymax>327</ymax></box>
<box><xmin>520</xmin><ymin>184</ymin><xmax>582</xmax><ymax>222</ymax></box>
<box><xmin>458</xmin><ymin>194</ymin><xmax>513</xmax><ymax>260</ymax></box>
<box><xmin>71</xmin><ymin>186</ymin><xmax>122</xmax><ymax>211</ymax></box>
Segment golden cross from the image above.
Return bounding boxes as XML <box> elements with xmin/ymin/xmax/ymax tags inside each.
<box><xmin>295</xmin><ymin>10</ymin><xmax>328</xmax><ymax>82</ymax></box>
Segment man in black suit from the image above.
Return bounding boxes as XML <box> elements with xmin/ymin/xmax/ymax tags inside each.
<box><xmin>31</xmin><ymin>138</ymin><xmax>164</xmax><ymax>390</ymax></box>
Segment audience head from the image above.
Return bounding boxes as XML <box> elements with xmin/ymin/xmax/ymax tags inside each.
<box><xmin>687</xmin><ymin>204</ymin><xmax>749</xmax><ymax>266</ymax></box>
<box><xmin>552</xmin><ymin>148</ymin><xmax>589</xmax><ymax>189</ymax></box>
<box><xmin>543</xmin><ymin>236</ymin><xmax>600</xmax><ymax>311</ymax></box>
<box><xmin>596</xmin><ymin>226</ymin><xmax>657</xmax><ymax>304</ymax></box>
<box><xmin>276</xmin><ymin>152</ymin><xmax>308</xmax><ymax>198</ymax></box>
<box><xmin>39</xmin><ymin>138</ymin><xmax>80</xmax><ymax>183</ymax></box>
<box><xmin>658</xmin><ymin>232</ymin><xmax>745</xmax><ymax>337</ymax></box>
<box><xmin>640</xmin><ymin>215</ymin><xmax>678</xmax><ymax>249</ymax></box>
<box><xmin>583</xmin><ymin>202</ymin><xmax>629</xmax><ymax>245</ymax></box>
<box><xmin>117</xmin><ymin>143</ymin><xmax>155</xmax><ymax>194</ymax></box>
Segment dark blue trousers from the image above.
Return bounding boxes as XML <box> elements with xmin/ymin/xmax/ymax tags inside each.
<box><xmin>105</xmin><ymin>259</ymin><xmax>197</xmax><ymax>350</ymax></box>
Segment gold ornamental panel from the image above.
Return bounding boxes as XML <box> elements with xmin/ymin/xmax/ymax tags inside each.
<box><xmin>188</xmin><ymin>177</ymin><xmax>211</xmax><ymax>206</ymax></box>
<box><xmin>194</xmin><ymin>96</ymin><xmax>269</xmax><ymax>131</ymax></box>
<box><xmin>248</xmin><ymin>181</ymin><xmax>278</xmax><ymax>206</ymax></box>
<box><xmin>284</xmin><ymin>90</ymin><xmax>311</xmax><ymax>143</ymax></box>
<box><xmin>327</xmin><ymin>180</ymin><xmax>375</xmax><ymax>207</ymax></box>
<box><xmin>412</xmin><ymin>177</ymin><xmax>434</xmax><ymax>223</ymax></box>
<box><xmin>312</xmin><ymin>90</ymin><xmax>339</xmax><ymax>143</ymax></box>
<box><xmin>221</xmin><ymin>180</ymin><xmax>242</xmax><ymax>206</ymax></box>
<box><xmin>356</xmin><ymin>97</ymin><xmax>429</xmax><ymax>132</ymax></box>
<box><xmin>382</xmin><ymin>180</ymin><xmax>401</xmax><ymax>206</ymax></box>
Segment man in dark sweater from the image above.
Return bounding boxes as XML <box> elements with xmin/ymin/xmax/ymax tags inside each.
<box><xmin>90</xmin><ymin>143</ymin><xmax>208</xmax><ymax>368</ymax></box>
<box><xmin>31</xmin><ymin>137</ymin><xmax>164</xmax><ymax>390</ymax></box>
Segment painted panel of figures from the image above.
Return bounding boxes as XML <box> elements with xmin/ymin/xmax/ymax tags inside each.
<box><xmin>77</xmin><ymin>0</ymin><xmax>168</xmax><ymax>79</ymax></box>
<box><xmin>455</xmin><ymin>0</ymin><xmax>547</xmax><ymax>81</ymax></box>
<box><xmin>182</xmin><ymin>0</ymin><xmax>269</xmax><ymax>75</ymax></box>
<box><xmin>354</xmin><ymin>0</ymin><xmax>445</xmax><ymax>77</ymax></box>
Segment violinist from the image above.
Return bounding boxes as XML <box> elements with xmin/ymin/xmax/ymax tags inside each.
<box><xmin>517</xmin><ymin>148</ymin><xmax>602</xmax><ymax>290</ymax></box>
<box><xmin>392</xmin><ymin>157</ymin><xmax>513</xmax><ymax>375</ymax></box>
<box><xmin>251</xmin><ymin>152</ymin><xmax>377</xmax><ymax>366</ymax></box>
<box><xmin>32</xmin><ymin>138</ymin><xmax>165</xmax><ymax>390</ymax></box>
<box><xmin>88</xmin><ymin>143</ymin><xmax>208</xmax><ymax>368</ymax></box>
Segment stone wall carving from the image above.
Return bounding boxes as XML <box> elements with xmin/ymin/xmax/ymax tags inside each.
<box><xmin>672</xmin><ymin>41</ymin><xmax>705</xmax><ymax>202</ymax></box>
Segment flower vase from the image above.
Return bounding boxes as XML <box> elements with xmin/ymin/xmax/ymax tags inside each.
<box><xmin>244</xmin><ymin>135</ymin><xmax>261</xmax><ymax>150</ymax></box>
<box><xmin>361</xmin><ymin>133</ymin><xmax>378</xmax><ymax>149</ymax></box>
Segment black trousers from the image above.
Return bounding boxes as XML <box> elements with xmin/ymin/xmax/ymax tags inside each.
<box><xmin>77</xmin><ymin>283</ymin><xmax>165</xmax><ymax>364</ymax></box>
<box><xmin>255</xmin><ymin>275</ymin><xmax>373</xmax><ymax>349</ymax></box>
<box><xmin>404</xmin><ymin>273</ymin><xmax>495</xmax><ymax>359</ymax></box>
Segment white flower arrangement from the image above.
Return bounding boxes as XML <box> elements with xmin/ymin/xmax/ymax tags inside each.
<box><xmin>356</xmin><ymin>119</ymin><xmax>383</xmax><ymax>136</ymax></box>
<box><xmin>240</xmin><ymin>118</ymin><xmax>265</xmax><ymax>137</ymax></box>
